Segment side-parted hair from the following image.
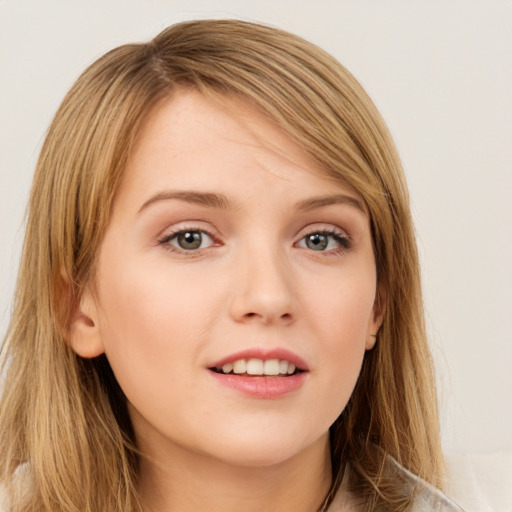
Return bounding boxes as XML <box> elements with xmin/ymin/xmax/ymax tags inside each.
<box><xmin>0</xmin><ymin>19</ymin><xmax>443</xmax><ymax>512</ymax></box>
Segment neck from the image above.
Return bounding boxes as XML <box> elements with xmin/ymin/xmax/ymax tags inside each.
<box><xmin>138</xmin><ymin>434</ymin><xmax>332</xmax><ymax>512</ymax></box>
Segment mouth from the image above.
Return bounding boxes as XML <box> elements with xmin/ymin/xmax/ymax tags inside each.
<box><xmin>207</xmin><ymin>348</ymin><xmax>309</xmax><ymax>398</ymax></box>
<box><xmin>209</xmin><ymin>358</ymin><xmax>305</xmax><ymax>377</ymax></box>
<box><xmin>208</xmin><ymin>350</ymin><xmax>308</xmax><ymax>398</ymax></box>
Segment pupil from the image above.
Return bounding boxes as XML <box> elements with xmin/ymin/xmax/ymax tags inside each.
<box><xmin>178</xmin><ymin>231</ymin><xmax>202</xmax><ymax>250</ymax></box>
<box><xmin>307</xmin><ymin>234</ymin><xmax>328</xmax><ymax>251</ymax></box>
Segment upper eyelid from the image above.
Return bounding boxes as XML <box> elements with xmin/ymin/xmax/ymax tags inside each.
<box><xmin>158</xmin><ymin>222</ymin><xmax>219</xmax><ymax>239</ymax></box>
<box><xmin>159</xmin><ymin>221</ymin><xmax>348</xmax><ymax>234</ymax></box>
<box><xmin>296</xmin><ymin>230</ymin><xmax>350</xmax><ymax>245</ymax></box>
<box><xmin>160</xmin><ymin>228</ymin><xmax>213</xmax><ymax>240</ymax></box>
<box><xmin>157</xmin><ymin>228</ymin><xmax>218</xmax><ymax>255</ymax></box>
<box><xmin>156</xmin><ymin>221</ymin><xmax>351</xmax><ymax>243</ymax></box>
<box><xmin>295</xmin><ymin>223</ymin><xmax>349</xmax><ymax>238</ymax></box>
<box><xmin>295</xmin><ymin>224</ymin><xmax>352</xmax><ymax>250</ymax></box>
<box><xmin>158</xmin><ymin>228</ymin><xmax>218</xmax><ymax>247</ymax></box>
<box><xmin>158</xmin><ymin>229</ymin><xmax>350</xmax><ymax>257</ymax></box>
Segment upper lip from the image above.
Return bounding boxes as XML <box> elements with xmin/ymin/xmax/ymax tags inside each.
<box><xmin>209</xmin><ymin>347</ymin><xmax>309</xmax><ymax>371</ymax></box>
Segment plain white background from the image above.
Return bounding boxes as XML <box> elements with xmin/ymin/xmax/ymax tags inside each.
<box><xmin>1</xmin><ymin>0</ymin><xmax>511</xmax><ymax>456</ymax></box>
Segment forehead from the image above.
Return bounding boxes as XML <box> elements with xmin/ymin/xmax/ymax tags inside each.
<box><xmin>130</xmin><ymin>89</ymin><xmax>314</xmax><ymax>172</ymax></box>
<box><xmin>121</xmin><ymin>89</ymin><xmax>362</xmax><ymax>204</ymax></box>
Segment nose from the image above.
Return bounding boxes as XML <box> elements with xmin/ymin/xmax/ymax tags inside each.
<box><xmin>229</xmin><ymin>245</ymin><xmax>295</xmax><ymax>326</ymax></box>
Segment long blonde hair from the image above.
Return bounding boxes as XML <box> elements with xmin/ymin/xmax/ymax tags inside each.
<box><xmin>0</xmin><ymin>19</ymin><xmax>443</xmax><ymax>511</ymax></box>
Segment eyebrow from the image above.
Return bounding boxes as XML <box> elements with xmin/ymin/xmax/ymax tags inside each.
<box><xmin>295</xmin><ymin>194</ymin><xmax>366</xmax><ymax>213</ymax></box>
<box><xmin>138</xmin><ymin>190</ymin><xmax>365</xmax><ymax>214</ymax></box>
<box><xmin>139</xmin><ymin>190</ymin><xmax>233</xmax><ymax>212</ymax></box>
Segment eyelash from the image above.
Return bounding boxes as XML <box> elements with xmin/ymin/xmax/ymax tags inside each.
<box><xmin>157</xmin><ymin>227</ymin><xmax>352</xmax><ymax>255</ymax></box>
<box><xmin>297</xmin><ymin>228</ymin><xmax>352</xmax><ymax>255</ymax></box>
<box><xmin>157</xmin><ymin>228</ymin><xmax>218</xmax><ymax>255</ymax></box>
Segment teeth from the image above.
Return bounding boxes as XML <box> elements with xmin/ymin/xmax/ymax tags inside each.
<box><xmin>263</xmin><ymin>359</ymin><xmax>280</xmax><ymax>375</ymax></box>
<box><xmin>218</xmin><ymin>358</ymin><xmax>298</xmax><ymax>376</ymax></box>
<box><xmin>222</xmin><ymin>362</ymin><xmax>233</xmax><ymax>374</ymax></box>
<box><xmin>246</xmin><ymin>359</ymin><xmax>264</xmax><ymax>375</ymax></box>
<box><xmin>233</xmin><ymin>359</ymin><xmax>247</xmax><ymax>374</ymax></box>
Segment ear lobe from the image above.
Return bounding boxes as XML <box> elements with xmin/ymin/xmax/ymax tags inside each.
<box><xmin>68</xmin><ymin>287</ymin><xmax>105</xmax><ymax>359</ymax></box>
<box><xmin>366</xmin><ymin>287</ymin><xmax>386</xmax><ymax>351</ymax></box>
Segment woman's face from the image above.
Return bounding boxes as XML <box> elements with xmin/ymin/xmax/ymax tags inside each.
<box><xmin>73</xmin><ymin>89</ymin><xmax>383</xmax><ymax>468</ymax></box>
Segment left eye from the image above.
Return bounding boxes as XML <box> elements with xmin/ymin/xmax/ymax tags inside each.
<box><xmin>297</xmin><ymin>232</ymin><xmax>348</xmax><ymax>251</ymax></box>
<box><xmin>163</xmin><ymin>230</ymin><xmax>214</xmax><ymax>251</ymax></box>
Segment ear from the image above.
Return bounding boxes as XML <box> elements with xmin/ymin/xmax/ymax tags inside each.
<box><xmin>59</xmin><ymin>267</ymin><xmax>105</xmax><ymax>359</ymax></box>
<box><xmin>366</xmin><ymin>287</ymin><xmax>386</xmax><ymax>351</ymax></box>
<box><xmin>68</xmin><ymin>287</ymin><xmax>105</xmax><ymax>358</ymax></box>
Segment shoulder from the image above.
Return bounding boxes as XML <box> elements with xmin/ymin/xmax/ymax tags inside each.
<box><xmin>327</xmin><ymin>455</ymin><xmax>465</xmax><ymax>512</ymax></box>
<box><xmin>386</xmin><ymin>458</ymin><xmax>464</xmax><ymax>512</ymax></box>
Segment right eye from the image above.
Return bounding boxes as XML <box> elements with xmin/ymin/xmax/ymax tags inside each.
<box><xmin>159</xmin><ymin>230</ymin><xmax>215</xmax><ymax>251</ymax></box>
<box><xmin>296</xmin><ymin>229</ymin><xmax>351</xmax><ymax>254</ymax></box>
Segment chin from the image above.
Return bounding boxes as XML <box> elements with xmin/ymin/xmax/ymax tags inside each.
<box><xmin>197</xmin><ymin>427</ymin><xmax>329</xmax><ymax>469</ymax></box>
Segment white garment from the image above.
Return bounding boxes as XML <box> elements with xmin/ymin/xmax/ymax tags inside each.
<box><xmin>3</xmin><ymin>453</ymin><xmax>512</xmax><ymax>511</ymax></box>
<box><xmin>0</xmin><ymin>469</ymin><xmax>470</xmax><ymax>512</ymax></box>
<box><xmin>327</xmin><ymin>456</ymin><xmax>465</xmax><ymax>512</ymax></box>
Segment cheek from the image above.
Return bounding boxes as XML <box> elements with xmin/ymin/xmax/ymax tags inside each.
<box><xmin>97</xmin><ymin>250</ymin><xmax>222</xmax><ymax>337</ymax></box>
<box><xmin>307</xmin><ymin>267</ymin><xmax>376</xmax><ymax>344</ymax></box>
<box><xmin>93</xmin><ymin>257</ymin><xmax>224</xmax><ymax>401</ymax></box>
<box><xmin>304</xmin><ymin>273</ymin><xmax>375</xmax><ymax>411</ymax></box>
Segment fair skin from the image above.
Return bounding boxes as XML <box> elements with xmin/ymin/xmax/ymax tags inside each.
<box><xmin>71</xmin><ymin>89</ymin><xmax>383</xmax><ymax>512</ymax></box>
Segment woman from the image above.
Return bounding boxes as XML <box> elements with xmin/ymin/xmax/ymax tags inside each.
<box><xmin>0</xmin><ymin>19</ymin><xmax>463</xmax><ymax>511</ymax></box>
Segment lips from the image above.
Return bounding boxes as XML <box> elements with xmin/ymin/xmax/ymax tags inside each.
<box><xmin>212</xmin><ymin>358</ymin><xmax>298</xmax><ymax>376</ymax></box>
<box><xmin>208</xmin><ymin>348</ymin><xmax>308</xmax><ymax>377</ymax></box>
<box><xmin>207</xmin><ymin>348</ymin><xmax>308</xmax><ymax>399</ymax></box>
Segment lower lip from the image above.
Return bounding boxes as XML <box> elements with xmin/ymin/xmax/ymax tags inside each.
<box><xmin>208</xmin><ymin>371</ymin><xmax>307</xmax><ymax>399</ymax></box>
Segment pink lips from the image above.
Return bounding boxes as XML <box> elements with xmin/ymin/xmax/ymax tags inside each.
<box><xmin>209</xmin><ymin>347</ymin><xmax>309</xmax><ymax>371</ymax></box>
<box><xmin>208</xmin><ymin>347</ymin><xmax>309</xmax><ymax>399</ymax></box>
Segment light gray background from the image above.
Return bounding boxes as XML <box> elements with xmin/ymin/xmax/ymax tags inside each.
<box><xmin>1</xmin><ymin>0</ymin><xmax>511</xmax><ymax>455</ymax></box>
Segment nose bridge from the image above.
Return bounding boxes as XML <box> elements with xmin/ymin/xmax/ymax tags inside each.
<box><xmin>229</xmin><ymin>233</ymin><xmax>295</xmax><ymax>324</ymax></box>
